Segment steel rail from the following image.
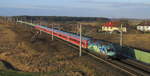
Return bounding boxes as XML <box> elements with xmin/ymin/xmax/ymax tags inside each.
<box><xmin>54</xmin><ymin>37</ymin><xmax>149</xmax><ymax>76</ymax></box>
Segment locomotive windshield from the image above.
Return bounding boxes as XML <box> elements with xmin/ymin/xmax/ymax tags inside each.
<box><xmin>107</xmin><ymin>44</ymin><xmax>115</xmax><ymax>52</ymax></box>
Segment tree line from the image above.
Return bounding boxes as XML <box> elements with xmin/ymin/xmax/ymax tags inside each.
<box><xmin>12</xmin><ymin>16</ymin><xmax>110</xmax><ymax>22</ymax></box>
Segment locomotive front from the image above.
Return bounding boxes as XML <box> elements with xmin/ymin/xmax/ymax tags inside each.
<box><xmin>88</xmin><ymin>39</ymin><xmax>116</xmax><ymax>58</ymax></box>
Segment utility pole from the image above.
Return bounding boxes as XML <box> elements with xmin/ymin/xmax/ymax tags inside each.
<box><xmin>31</xmin><ymin>17</ymin><xmax>33</xmax><ymax>23</ymax></box>
<box><xmin>16</xmin><ymin>17</ymin><xmax>18</xmax><ymax>24</ymax></box>
<box><xmin>39</xmin><ymin>17</ymin><xmax>41</xmax><ymax>25</ymax></box>
<box><xmin>20</xmin><ymin>17</ymin><xmax>22</xmax><ymax>24</ymax></box>
<box><xmin>52</xmin><ymin>24</ymin><xmax>54</xmax><ymax>40</ymax></box>
<box><xmin>58</xmin><ymin>25</ymin><xmax>61</xmax><ymax>30</ymax></box>
<box><xmin>120</xmin><ymin>24</ymin><xmax>123</xmax><ymax>46</ymax></box>
<box><xmin>30</xmin><ymin>17</ymin><xmax>33</xmax><ymax>32</ymax></box>
<box><xmin>79</xmin><ymin>24</ymin><xmax>82</xmax><ymax>56</ymax></box>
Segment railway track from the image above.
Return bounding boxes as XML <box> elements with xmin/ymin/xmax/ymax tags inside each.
<box><xmin>121</xmin><ymin>59</ymin><xmax>150</xmax><ymax>73</ymax></box>
<box><xmin>54</xmin><ymin>37</ymin><xmax>150</xmax><ymax>76</ymax></box>
<box><xmin>23</xmin><ymin>21</ymin><xmax>149</xmax><ymax>76</ymax></box>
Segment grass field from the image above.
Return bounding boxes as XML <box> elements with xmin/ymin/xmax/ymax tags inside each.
<box><xmin>0</xmin><ymin>23</ymin><xmax>129</xmax><ymax>76</ymax></box>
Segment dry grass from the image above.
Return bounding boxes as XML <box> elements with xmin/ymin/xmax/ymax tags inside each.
<box><xmin>0</xmin><ymin>23</ymin><xmax>128</xmax><ymax>76</ymax></box>
<box><xmin>78</xmin><ymin>21</ymin><xmax>99</xmax><ymax>26</ymax></box>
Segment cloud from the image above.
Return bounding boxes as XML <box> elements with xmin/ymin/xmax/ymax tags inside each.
<box><xmin>1</xmin><ymin>0</ymin><xmax>150</xmax><ymax>11</ymax></box>
<box><xmin>0</xmin><ymin>0</ymin><xmax>150</xmax><ymax>19</ymax></box>
<box><xmin>77</xmin><ymin>0</ymin><xmax>150</xmax><ymax>8</ymax></box>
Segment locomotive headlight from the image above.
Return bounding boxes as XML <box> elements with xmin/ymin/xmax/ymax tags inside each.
<box><xmin>107</xmin><ymin>51</ymin><xmax>116</xmax><ymax>56</ymax></box>
<box><xmin>107</xmin><ymin>48</ymin><xmax>116</xmax><ymax>56</ymax></box>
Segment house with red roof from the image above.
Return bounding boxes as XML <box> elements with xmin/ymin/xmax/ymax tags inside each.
<box><xmin>99</xmin><ymin>21</ymin><xmax>127</xmax><ymax>33</ymax></box>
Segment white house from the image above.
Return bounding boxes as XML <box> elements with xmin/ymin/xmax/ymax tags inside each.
<box><xmin>137</xmin><ymin>26</ymin><xmax>150</xmax><ymax>32</ymax></box>
<box><xmin>101</xmin><ymin>26</ymin><xmax>127</xmax><ymax>33</ymax></box>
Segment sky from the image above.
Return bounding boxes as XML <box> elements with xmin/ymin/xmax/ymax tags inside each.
<box><xmin>0</xmin><ymin>0</ymin><xmax>150</xmax><ymax>19</ymax></box>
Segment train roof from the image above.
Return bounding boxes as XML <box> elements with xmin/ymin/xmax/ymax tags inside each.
<box><xmin>40</xmin><ymin>25</ymin><xmax>90</xmax><ymax>41</ymax></box>
<box><xmin>18</xmin><ymin>21</ymin><xmax>90</xmax><ymax>41</ymax></box>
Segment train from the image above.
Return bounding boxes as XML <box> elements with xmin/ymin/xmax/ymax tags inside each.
<box><xmin>18</xmin><ymin>21</ymin><xmax>116</xmax><ymax>58</ymax></box>
<box><xmin>17</xmin><ymin>21</ymin><xmax>150</xmax><ymax>64</ymax></box>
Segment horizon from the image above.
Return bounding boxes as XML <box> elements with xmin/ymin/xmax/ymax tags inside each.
<box><xmin>3</xmin><ymin>15</ymin><xmax>150</xmax><ymax>20</ymax></box>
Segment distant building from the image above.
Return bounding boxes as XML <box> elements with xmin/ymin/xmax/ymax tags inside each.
<box><xmin>99</xmin><ymin>21</ymin><xmax>127</xmax><ymax>33</ymax></box>
<box><xmin>137</xmin><ymin>26</ymin><xmax>150</xmax><ymax>32</ymax></box>
<box><xmin>137</xmin><ymin>21</ymin><xmax>150</xmax><ymax>32</ymax></box>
